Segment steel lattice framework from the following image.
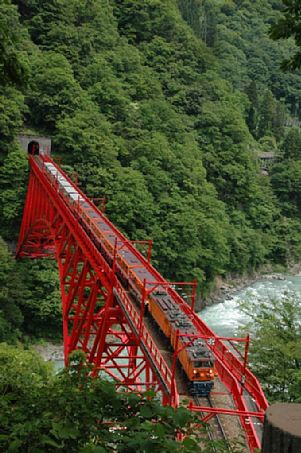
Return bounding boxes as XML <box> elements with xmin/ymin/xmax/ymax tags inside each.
<box><xmin>17</xmin><ymin>156</ymin><xmax>175</xmax><ymax>405</ymax></box>
<box><xmin>17</xmin><ymin>155</ymin><xmax>268</xmax><ymax>451</ymax></box>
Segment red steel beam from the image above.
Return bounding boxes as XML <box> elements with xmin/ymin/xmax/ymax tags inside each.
<box><xmin>17</xmin><ymin>155</ymin><xmax>177</xmax><ymax>407</ymax></box>
<box><xmin>17</xmin><ymin>155</ymin><xmax>268</xmax><ymax>451</ymax></box>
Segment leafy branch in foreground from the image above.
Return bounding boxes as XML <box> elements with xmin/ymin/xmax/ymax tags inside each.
<box><xmin>240</xmin><ymin>294</ymin><xmax>301</xmax><ymax>402</ymax></box>
<box><xmin>0</xmin><ymin>346</ymin><xmax>244</xmax><ymax>452</ymax></box>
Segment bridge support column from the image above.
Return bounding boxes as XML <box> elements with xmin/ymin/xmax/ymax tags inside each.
<box><xmin>17</xmin><ymin>162</ymin><xmax>170</xmax><ymax>401</ymax></box>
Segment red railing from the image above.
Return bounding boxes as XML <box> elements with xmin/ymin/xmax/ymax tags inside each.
<box><xmin>114</xmin><ymin>279</ymin><xmax>178</xmax><ymax>406</ymax></box>
<box><xmin>27</xmin><ymin>155</ymin><xmax>178</xmax><ymax>406</ymax></box>
<box><xmin>23</xmin><ymin>155</ymin><xmax>267</xmax><ymax>451</ymax></box>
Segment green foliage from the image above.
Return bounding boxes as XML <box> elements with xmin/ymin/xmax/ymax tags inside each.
<box><xmin>0</xmin><ymin>236</ymin><xmax>61</xmax><ymax>342</ymax></box>
<box><xmin>16</xmin><ymin>259</ymin><xmax>62</xmax><ymax>337</ymax></box>
<box><xmin>0</xmin><ymin>0</ymin><xmax>29</xmax><ymax>156</ymax></box>
<box><xmin>27</xmin><ymin>51</ymin><xmax>88</xmax><ymax>130</ymax></box>
<box><xmin>0</xmin><ymin>238</ymin><xmax>23</xmax><ymax>342</ymax></box>
<box><xmin>240</xmin><ymin>295</ymin><xmax>301</xmax><ymax>402</ymax></box>
<box><xmin>271</xmin><ymin>160</ymin><xmax>301</xmax><ymax>216</ymax></box>
<box><xmin>257</xmin><ymin>90</ymin><xmax>277</xmax><ymax>138</ymax></box>
<box><xmin>1</xmin><ymin>0</ymin><xmax>301</xmax><ymax>299</ymax></box>
<box><xmin>270</xmin><ymin>1</ymin><xmax>301</xmax><ymax>69</ymax></box>
<box><xmin>113</xmin><ymin>0</ymin><xmax>177</xmax><ymax>44</ymax></box>
<box><xmin>180</xmin><ymin>0</ymin><xmax>301</xmax><ymax>121</ymax></box>
<box><xmin>178</xmin><ymin>0</ymin><xmax>217</xmax><ymax>47</ymax></box>
<box><xmin>1</xmin><ymin>346</ymin><xmax>225</xmax><ymax>452</ymax></box>
<box><xmin>0</xmin><ymin>89</ymin><xmax>25</xmax><ymax>153</ymax></box>
<box><xmin>55</xmin><ymin>107</ymin><xmax>118</xmax><ymax>167</ymax></box>
<box><xmin>15</xmin><ymin>0</ymin><xmax>118</xmax><ymax>76</ymax></box>
<box><xmin>0</xmin><ymin>149</ymin><xmax>28</xmax><ymax>238</ymax></box>
<box><xmin>270</xmin><ymin>217</ymin><xmax>301</xmax><ymax>264</ymax></box>
<box><xmin>280</xmin><ymin>127</ymin><xmax>301</xmax><ymax>160</ymax></box>
<box><xmin>106</xmin><ymin>166</ymin><xmax>156</xmax><ymax>238</ymax></box>
<box><xmin>151</xmin><ymin>192</ymin><xmax>230</xmax><ymax>284</ymax></box>
<box><xmin>0</xmin><ymin>0</ymin><xmax>29</xmax><ymax>87</ymax></box>
<box><xmin>271</xmin><ymin>127</ymin><xmax>301</xmax><ymax>224</ymax></box>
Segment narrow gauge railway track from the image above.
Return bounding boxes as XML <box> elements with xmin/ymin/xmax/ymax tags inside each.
<box><xmin>195</xmin><ymin>396</ymin><xmax>234</xmax><ymax>452</ymax></box>
<box><xmin>21</xmin><ymin>155</ymin><xmax>265</xmax><ymax>452</ymax></box>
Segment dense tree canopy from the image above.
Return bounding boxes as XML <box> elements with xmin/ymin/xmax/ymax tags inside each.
<box><xmin>0</xmin><ymin>345</ymin><xmax>241</xmax><ymax>452</ymax></box>
<box><xmin>0</xmin><ymin>0</ymin><xmax>301</xmax><ymax>336</ymax></box>
<box><xmin>241</xmin><ymin>294</ymin><xmax>301</xmax><ymax>403</ymax></box>
<box><xmin>0</xmin><ymin>3</ymin><xmax>301</xmax><ymax>447</ymax></box>
<box><xmin>0</xmin><ymin>238</ymin><xmax>23</xmax><ymax>342</ymax></box>
<box><xmin>270</xmin><ymin>1</ymin><xmax>301</xmax><ymax>69</ymax></box>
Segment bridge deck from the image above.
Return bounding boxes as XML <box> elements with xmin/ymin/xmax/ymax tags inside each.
<box><xmin>17</xmin><ymin>155</ymin><xmax>268</xmax><ymax>452</ymax></box>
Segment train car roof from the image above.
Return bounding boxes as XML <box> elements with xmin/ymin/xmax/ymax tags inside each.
<box><xmin>62</xmin><ymin>186</ymin><xmax>79</xmax><ymax>193</ymax></box>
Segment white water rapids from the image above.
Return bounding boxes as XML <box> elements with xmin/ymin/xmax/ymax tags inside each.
<box><xmin>198</xmin><ymin>275</ymin><xmax>301</xmax><ymax>337</ymax></box>
<box><xmin>48</xmin><ymin>275</ymin><xmax>301</xmax><ymax>371</ymax></box>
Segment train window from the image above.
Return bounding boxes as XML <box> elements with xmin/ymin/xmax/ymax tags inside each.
<box><xmin>202</xmin><ymin>362</ymin><xmax>211</xmax><ymax>368</ymax></box>
<box><xmin>28</xmin><ymin>141</ymin><xmax>40</xmax><ymax>155</ymax></box>
<box><xmin>194</xmin><ymin>361</ymin><xmax>211</xmax><ymax>368</ymax></box>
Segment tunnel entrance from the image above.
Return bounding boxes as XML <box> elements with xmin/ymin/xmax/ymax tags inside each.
<box><xmin>28</xmin><ymin>140</ymin><xmax>40</xmax><ymax>155</ymax></box>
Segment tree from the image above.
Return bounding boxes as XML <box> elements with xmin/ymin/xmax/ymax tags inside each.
<box><xmin>270</xmin><ymin>2</ymin><xmax>301</xmax><ymax>69</ymax></box>
<box><xmin>27</xmin><ymin>52</ymin><xmax>87</xmax><ymax>130</ymax></box>
<box><xmin>178</xmin><ymin>0</ymin><xmax>217</xmax><ymax>47</ymax></box>
<box><xmin>16</xmin><ymin>259</ymin><xmax>62</xmax><ymax>338</ymax></box>
<box><xmin>15</xmin><ymin>0</ymin><xmax>118</xmax><ymax>75</ymax></box>
<box><xmin>55</xmin><ymin>107</ymin><xmax>118</xmax><ymax>167</ymax></box>
<box><xmin>240</xmin><ymin>295</ymin><xmax>301</xmax><ymax>402</ymax></box>
<box><xmin>106</xmin><ymin>166</ymin><xmax>156</xmax><ymax>238</ymax></box>
<box><xmin>272</xmin><ymin>101</ymin><xmax>286</xmax><ymax>142</ymax></box>
<box><xmin>0</xmin><ymin>89</ymin><xmax>25</xmax><ymax>153</ymax></box>
<box><xmin>0</xmin><ymin>1</ymin><xmax>28</xmax><ymax>154</ymax></box>
<box><xmin>113</xmin><ymin>0</ymin><xmax>176</xmax><ymax>44</ymax></box>
<box><xmin>271</xmin><ymin>160</ymin><xmax>301</xmax><ymax>217</ymax></box>
<box><xmin>257</xmin><ymin>90</ymin><xmax>276</xmax><ymax>139</ymax></box>
<box><xmin>1</xmin><ymin>346</ymin><xmax>228</xmax><ymax>452</ymax></box>
<box><xmin>0</xmin><ymin>149</ymin><xmax>28</xmax><ymax>238</ymax></box>
<box><xmin>280</xmin><ymin>127</ymin><xmax>301</xmax><ymax>160</ymax></box>
<box><xmin>245</xmin><ymin>81</ymin><xmax>259</xmax><ymax>137</ymax></box>
<box><xmin>0</xmin><ymin>236</ymin><xmax>61</xmax><ymax>342</ymax></box>
<box><xmin>0</xmin><ymin>0</ymin><xmax>29</xmax><ymax>87</ymax></box>
<box><xmin>0</xmin><ymin>237</ymin><xmax>23</xmax><ymax>342</ymax></box>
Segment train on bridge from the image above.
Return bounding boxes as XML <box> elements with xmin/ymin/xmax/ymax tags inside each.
<box><xmin>42</xmin><ymin>159</ymin><xmax>215</xmax><ymax>396</ymax></box>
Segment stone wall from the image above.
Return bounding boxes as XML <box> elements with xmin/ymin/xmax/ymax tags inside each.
<box><xmin>17</xmin><ymin>135</ymin><xmax>51</xmax><ymax>155</ymax></box>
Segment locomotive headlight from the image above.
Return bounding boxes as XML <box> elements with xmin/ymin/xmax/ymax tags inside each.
<box><xmin>193</xmin><ymin>370</ymin><xmax>197</xmax><ymax>375</ymax></box>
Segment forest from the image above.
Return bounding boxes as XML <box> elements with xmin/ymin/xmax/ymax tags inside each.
<box><xmin>2</xmin><ymin>0</ymin><xmax>301</xmax><ymax>335</ymax></box>
<box><xmin>1</xmin><ymin>0</ymin><xmax>301</xmax><ymax>450</ymax></box>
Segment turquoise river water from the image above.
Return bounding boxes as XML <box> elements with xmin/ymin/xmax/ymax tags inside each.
<box><xmin>51</xmin><ymin>275</ymin><xmax>301</xmax><ymax>371</ymax></box>
<box><xmin>199</xmin><ymin>275</ymin><xmax>301</xmax><ymax>337</ymax></box>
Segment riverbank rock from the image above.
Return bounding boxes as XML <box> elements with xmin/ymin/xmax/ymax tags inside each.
<box><xmin>198</xmin><ymin>269</ymin><xmax>300</xmax><ymax>311</ymax></box>
<box><xmin>33</xmin><ymin>342</ymin><xmax>64</xmax><ymax>362</ymax></box>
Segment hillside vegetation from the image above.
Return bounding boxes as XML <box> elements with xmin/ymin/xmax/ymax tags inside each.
<box><xmin>1</xmin><ymin>0</ymin><xmax>301</xmax><ymax>340</ymax></box>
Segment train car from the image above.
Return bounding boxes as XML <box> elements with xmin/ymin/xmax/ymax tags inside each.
<box><xmin>148</xmin><ymin>293</ymin><xmax>172</xmax><ymax>338</ymax></box>
<box><xmin>41</xmin><ymin>158</ymin><xmax>215</xmax><ymax>396</ymax></box>
<box><xmin>150</xmin><ymin>291</ymin><xmax>215</xmax><ymax>396</ymax></box>
<box><xmin>175</xmin><ymin>333</ymin><xmax>214</xmax><ymax>396</ymax></box>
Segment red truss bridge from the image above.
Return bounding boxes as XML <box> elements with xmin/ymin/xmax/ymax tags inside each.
<box><xmin>17</xmin><ymin>155</ymin><xmax>268</xmax><ymax>451</ymax></box>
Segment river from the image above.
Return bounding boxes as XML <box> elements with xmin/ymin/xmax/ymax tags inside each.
<box><xmin>198</xmin><ymin>275</ymin><xmax>301</xmax><ymax>337</ymax></box>
<box><xmin>44</xmin><ymin>275</ymin><xmax>301</xmax><ymax>370</ymax></box>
